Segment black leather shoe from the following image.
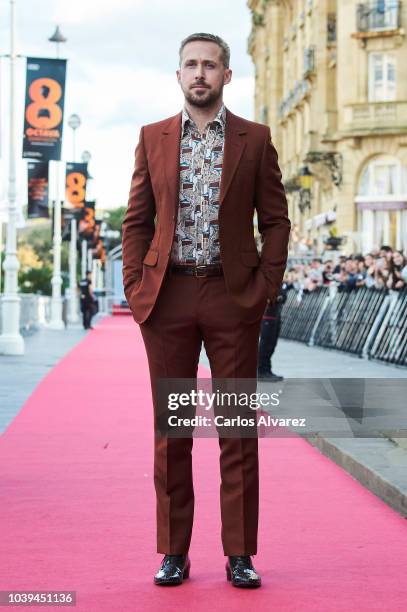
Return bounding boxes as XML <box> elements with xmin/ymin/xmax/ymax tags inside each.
<box><xmin>257</xmin><ymin>371</ymin><xmax>284</xmax><ymax>382</ymax></box>
<box><xmin>154</xmin><ymin>554</ymin><xmax>190</xmax><ymax>586</ymax></box>
<box><xmin>226</xmin><ymin>556</ymin><xmax>261</xmax><ymax>588</ymax></box>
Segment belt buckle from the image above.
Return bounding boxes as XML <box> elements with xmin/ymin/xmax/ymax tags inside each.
<box><xmin>194</xmin><ymin>265</ymin><xmax>208</xmax><ymax>277</ymax></box>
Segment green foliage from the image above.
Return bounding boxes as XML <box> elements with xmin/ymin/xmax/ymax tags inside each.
<box><xmin>103</xmin><ymin>206</ymin><xmax>126</xmax><ymax>250</ymax></box>
<box><xmin>16</xmin><ymin>224</ymin><xmax>70</xmax><ymax>295</ymax></box>
<box><xmin>104</xmin><ymin>206</ymin><xmax>126</xmax><ymax>233</ymax></box>
<box><xmin>19</xmin><ymin>266</ymin><xmax>53</xmax><ymax>294</ymax></box>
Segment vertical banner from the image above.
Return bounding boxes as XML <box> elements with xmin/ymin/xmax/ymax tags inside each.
<box><xmin>65</xmin><ymin>162</ymin><xmax>88</xmax><ymax>208</ymax></box>
<box><xmin>90</xmin><ymin>219</ymin><xmax>106</xmax><ymax>264</ymax></box>
<box><xmin>78</xmin><ymin>200</ymin><xmax>96</xmax><ymax>242</ymax></box>
<box><xmin>27</xmin><ymin>161</ymin><xmax>49</xmax><ymax>218</ymax></box>
<box><xmin>22</xmin><ymin>57</ymin><xmax>67</xmax><ymax>161</ymax></box>
<box><xmin>91</xmin><ymin>218</ymin><xmax>101</xmax><ymax>246</ymax></box>
<box><xmin>61</xmin><ymin>207</ymin><xmax>82</xmax><ymax>242</ymax></box>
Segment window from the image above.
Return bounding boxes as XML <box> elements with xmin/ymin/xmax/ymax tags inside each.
<box><xmin>368</xmin><ymin>53</ymin><xmax>396</xmax><ymax>101</ymax></box>
<box><xmin>357</xmin><ymin>0</ymin><xmax>400</xmax><ymax>32</ymax></box>
<box><xmin>376</xmin><ymin>0</ymin><xmax>399</xmax><ymax>30</ymax></box>
<box><xmin>358</xmin><ymin>157</ymin><xmax>407</xmax><ymax>197</ymax></box>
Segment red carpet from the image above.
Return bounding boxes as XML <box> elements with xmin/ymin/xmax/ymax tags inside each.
<box><xmin>0</xmin><ymin>316</ymin><xmax>406</xmax><ymax>611</ymax></box>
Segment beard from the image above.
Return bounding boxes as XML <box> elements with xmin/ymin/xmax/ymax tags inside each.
<box><xmin>183</xmin><ymin>83</ymin><xmax>223</xmax><ymax>108</ymax></box>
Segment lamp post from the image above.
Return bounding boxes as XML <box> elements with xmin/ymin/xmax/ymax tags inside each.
<box><xmin>81</xmin><ymin>150</ymin><xmax>91</xmax><ymax>170</ymax></box>
<box><xmin>65</xmin><ymin>114</ymin><xmax>81</xmax><ymax>324</ymax></box>
<box><xmin>68</xmin><ymin>113</ymin><xmax>81</xmax><ymax>162</ymax></box>
<box><xmin>80</xmin><ymin>150</ymin><xmax>92</xmax><ymax>277</ymax></box>
<box><xmin>0</xmin><ymin>0</ymin><xmax>24</xmax><ymax>355</ymax></box>
<box><xmin>48</xmin><ymin>25</ymin><xmax>67</xmax><ymax>330</ymax></box>
<box><xmin>48</xmin><ymin>25</ymin><xmax>66</xmax><ymax>57</ymax></box>
<box><xmin>81</xmin><ymin>238</ymin><xmax>87</xmax><ymax>277</ymax></box>
<box><xmin>67</xmin><ymin>212</ymin><xmax>79</xmax><ymax>324</ymax></box>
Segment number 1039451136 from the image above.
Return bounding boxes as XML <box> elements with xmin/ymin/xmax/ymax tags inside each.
<box><xmin>0</xmin><ymin>591</ymin><xmax>76</xmax><ymax>606</ymax></box>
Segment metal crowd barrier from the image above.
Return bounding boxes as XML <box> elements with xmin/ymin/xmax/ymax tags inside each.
<box><xmin>280</xmin><ymin>286</ymin><xmax>329</xmax><ymax>344</ymax></box>
<box><xmin>369</xmin><ymin>287</ymin><xmax>407</xmax><ymax>366</ymax></box>
<box><xmin>313</xmin><ymin>286</ymin><xmax>388</xmax><ymax>356</ymax></box>
<box><xmin>280</xmin><ymin>285</ymin><xmax>407</xmax><ymax>367</ymax></box>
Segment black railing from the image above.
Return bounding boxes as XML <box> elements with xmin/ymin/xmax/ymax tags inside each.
<box><xmin>312</xmin><ymin>287</ymin><xmax>387</xmax><ymax>356</ymax></box>
<box><xmin>280</xmin><ymin>287</ymin><xmax>328</xmax><ymax>344</ymax></box>
<box><xmin>369</xmin><ymin>287</ymin><xmax>407</xmax><ymax>366</ymax></box>
<box><xmin>280</xmin><ymin>286</ymin><xmax>407</xmax><ymax>366</ymax></box>
<box><xmin>357</xmin><ymin>1</ymin><xmax>401</xmax><ymax>32</ymax></box>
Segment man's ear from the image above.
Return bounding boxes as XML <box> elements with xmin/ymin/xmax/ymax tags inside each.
<box><xmin>176</xmin><ymin>69</ymin><xmax>181</xmax><ymax>84</ymax></box>
<box><xmin>224</xmin><ymin>69</ymin><xmax>232</xmax><ymax>86</ymax></box>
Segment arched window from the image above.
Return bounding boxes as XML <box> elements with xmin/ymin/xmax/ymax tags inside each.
<box><xmin>357</xmin><ymin>156</ymin><xmax>407</xmax><ymax>198</ymax></box>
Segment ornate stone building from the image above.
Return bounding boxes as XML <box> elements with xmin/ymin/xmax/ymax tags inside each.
<box><xmin>248</xmin><ymin>0</ymin><xmax>407</xmax><ymax>255</ymax></box>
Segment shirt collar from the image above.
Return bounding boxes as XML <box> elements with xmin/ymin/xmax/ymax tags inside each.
<box><xmin>181</xmin><ymin>103</ymin><xmax>226</xmax><ymax>136</ymax></box>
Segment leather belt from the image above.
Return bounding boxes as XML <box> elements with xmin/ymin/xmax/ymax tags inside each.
<box><xmin>170</xmin><ymin>263</ymin><xmax>224</xmax><ymax>277</ymax></box>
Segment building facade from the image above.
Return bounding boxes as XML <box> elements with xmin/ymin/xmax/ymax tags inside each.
<box><xmin>248</xmin><ymin>0</ymin><xmax>407</xmax><ymax>255</ymax></box>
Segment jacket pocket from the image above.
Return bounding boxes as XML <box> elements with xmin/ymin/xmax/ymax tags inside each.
<box><xmin>240</xmin><ymin>250</ymin><xmax>260</xmax><ymax>267</ymax></box>
<box><xmin>143</xmin><ymin>248</ymin><xmax>159</xmax><ymax>267</ymax></box>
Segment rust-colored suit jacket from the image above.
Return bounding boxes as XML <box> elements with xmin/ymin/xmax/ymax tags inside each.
<box><xmin>122</xmin><ymin>107</ymin><xmax>291</xmax><ymax>325</ymax></box>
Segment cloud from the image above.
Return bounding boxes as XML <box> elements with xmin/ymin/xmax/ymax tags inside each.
<box><xmin>50</xmin><ymin>0</ymin><xmax>144</xmax><ymax>25</ymax></box>
<box><xmin>0</xmin><ymin>0</ymin><xmax>255</xmax><ymax>210</ymax></box>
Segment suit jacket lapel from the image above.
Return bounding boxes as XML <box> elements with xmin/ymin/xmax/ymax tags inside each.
<box><xmin>161</xmin><ymin>112</ymin><xmax>182</xmax><ymax>218</ymax></box>
<box><xmin>220</xmin><ymin>108</ymin><xmax>247</xmax><ymax>205</ymax></box>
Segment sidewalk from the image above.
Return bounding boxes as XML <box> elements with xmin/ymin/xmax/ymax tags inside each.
<box><xmin>0</xmin><ymin>318</ymin><xmax>103</xmax><ymax>435</ymax></box>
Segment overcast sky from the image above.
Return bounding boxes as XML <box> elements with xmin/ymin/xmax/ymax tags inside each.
<box><xmin>0</xmin><ymin>0</ymin><xmax>255</xmax><ymax>215</ymax></box>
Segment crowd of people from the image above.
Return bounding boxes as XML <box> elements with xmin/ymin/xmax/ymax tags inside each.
<box><xmin>285</xmin><ymin>246</ymin><xmax>407</xmax><ymax>293</ymax></box>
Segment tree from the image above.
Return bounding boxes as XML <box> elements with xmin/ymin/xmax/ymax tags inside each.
<box><xmin>17</xmin><ymin>224</ymin><xmax>70</xmax><ymax>295</ymax></box>
<box><xmin>104</xmin><ymin>207</ymin><xmax>126</xmax><ymax>233</ymax></box>
<box><xmin>102</xmin><ymin>206</ymin><xmax>126</xmax><ymax>250</ymax></box>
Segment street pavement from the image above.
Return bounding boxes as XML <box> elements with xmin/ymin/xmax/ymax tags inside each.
<box><xmin>0</xmin><ymin>322</ymin><xmax>89</xmax><ymax>434</ymax></box>
<box><xmin>1</xmin><ymin>316</ymin><xmax>406</xmax><ymax>517</ymax></box>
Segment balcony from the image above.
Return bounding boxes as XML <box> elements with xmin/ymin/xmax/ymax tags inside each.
<box><xmin>356</xmin><ymin>1</ymin><xmax>401</xmax><ymax>32</ymax></box>
<box><xmin>342</xmin><ymin>100</ymin><xmax>407</xmax><ymax>133</ymax></box>
<box><xmin>278</xmin><ymin>79</ymin><xmax>311</xmax><ymax>119</ymax></box>
<box><xmin>303</xmin><ymin>47</ymin><xmax>316</xmax><ymax>77</ymax></box>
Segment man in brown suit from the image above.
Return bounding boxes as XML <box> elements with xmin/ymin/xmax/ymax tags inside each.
<box><xmin>122</xmin><ymin>32</ymin><xmax>290</xmax><ymax>588</ymax></box>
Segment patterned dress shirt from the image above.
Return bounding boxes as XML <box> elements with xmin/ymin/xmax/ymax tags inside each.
<box><xmin>170</xmin><ymin>103</ymin><xmax>226</xmax><ymax>265</ymax></box>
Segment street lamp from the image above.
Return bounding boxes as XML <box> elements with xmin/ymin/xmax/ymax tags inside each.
<box><xmin>81</xmin><ymin>150</ymin><xmax>91</xmax><ymax>163</ymax></box>
<box><xmin>299</xmin><ymin>165</ymin><xmax>313</xmax><ymax>191</ymax></box>
<box><xmin>48</xmin><ymin>25</ymin><xmax>67</xmax><ymax>56</ymax></box>
<box><xmin>81</xmin><ymin>150</ymin><xmax>93</xmax><ymax>179</ymax></box>
<box><xmin>298</xmin><ymin>166</ymin><xmax>313</xmax><ymax>213</ymax></box>
<box><xmin>68</xmin><ymin>113</ymin><xmax>81</xmax><ymax>162</ymax></box>
<box><xmin>0</xmin><ymin>0</ymin><xmax>24</xmax><ymax>354</ymax></box>
<box><xmin>48</xmin><ymin>25</ymin><xmax>67</xmax><ymax>330</ymax></box>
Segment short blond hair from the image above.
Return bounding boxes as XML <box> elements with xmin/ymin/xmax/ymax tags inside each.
<box><xmin>179</xmin><ymin>33</ymin><xmax>230</xmax><ymax>68</ymax></box>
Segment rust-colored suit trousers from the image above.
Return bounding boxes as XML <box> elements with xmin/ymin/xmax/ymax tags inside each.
<box><xmin>139</xmin><ymin>266</ymin><xmax>267</xmax><ymax>556</ymax></box>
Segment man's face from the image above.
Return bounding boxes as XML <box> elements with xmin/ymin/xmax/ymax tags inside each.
<box><xmin>177</xmin><ymin>40</ymin><xmax>232</xmax><ymax>108</ymax></box>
